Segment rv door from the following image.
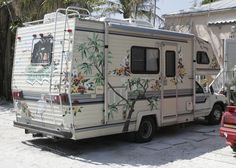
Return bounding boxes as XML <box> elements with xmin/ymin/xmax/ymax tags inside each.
<box><xmin>161</xmin><ymin>43</ymin><xmax>178</xmax><ymax>124</ymax></box>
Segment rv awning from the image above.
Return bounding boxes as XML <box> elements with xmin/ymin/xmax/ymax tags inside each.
<box><xmin>208</xmin><ymin>15</ymin><xmax>236</xmax><ymax>25</ymax></box>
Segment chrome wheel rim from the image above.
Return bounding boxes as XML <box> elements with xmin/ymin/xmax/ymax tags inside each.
<box><xmin>214</xmin><ymin>109</ymin><xmax>221</xmax><ymax>121</ymax></box>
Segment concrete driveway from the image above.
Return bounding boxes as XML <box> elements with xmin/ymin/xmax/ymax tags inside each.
<box><xmin>0</xmin><ymin>103</ymin><xmax>235</xmax><ymax>168</ymax></box>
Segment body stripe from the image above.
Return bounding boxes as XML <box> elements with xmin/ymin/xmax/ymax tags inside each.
<box><xmin>74</xmin><ymin>120</ymin><xmax>136</xmax><ymax>132</ymax></box>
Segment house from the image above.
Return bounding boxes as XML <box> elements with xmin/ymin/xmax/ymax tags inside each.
<box><xmin>163</xmin><ymin>0</ymin><xmax>236</xmax><ymax>67</ymax></box>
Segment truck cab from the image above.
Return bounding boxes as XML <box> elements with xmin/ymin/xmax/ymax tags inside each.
<box><xmin>195</xmin><ymin>81</ymin><xmax>227</xmax><ymax>124</ymax></box>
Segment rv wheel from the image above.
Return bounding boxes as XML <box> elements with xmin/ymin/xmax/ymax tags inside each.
<box><xmin>135</xmin><ymin>117</ymin><xmax>155</xmax><ymax>143</ymax></box>
<box><xmin>206</xmin><ymin>104</ymin><xmax>223</xmax><ymax>125</ymax></box>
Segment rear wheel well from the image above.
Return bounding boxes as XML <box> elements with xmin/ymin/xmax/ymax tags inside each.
<box><xmin>141</xmin><ymin>115</ymin><xmax>158</xmax><ymax>129</ymax></box>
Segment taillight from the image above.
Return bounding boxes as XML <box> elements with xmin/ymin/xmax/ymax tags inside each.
<box><xmin>221</xmin><ymin>106</ymin><xmax>236</xmax><ymax>126</ymax></box>
<box><xmin>53</xmin><ymin>93</ymin><xmax>69</xmax><ymax>105</ymax></box>
<box><xmin>67</xmin><ymin>29</ymin><xmax>72</xmax><ymax>33</ymax></box>
<box><xmin>226</xmin><ymin>106</ymin><xmax>236</xmax><ymax>113</ymax></box>
<box><xmin>12</xmin><ymin>91</ymin><xmax>23</xmax><ymax>100</ymax></box>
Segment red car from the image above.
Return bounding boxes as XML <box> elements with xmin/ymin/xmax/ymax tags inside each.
<box><xmin>220</xmin><ymin>106</ymin><xmax>236</xmax><ymax>152</ymax></box>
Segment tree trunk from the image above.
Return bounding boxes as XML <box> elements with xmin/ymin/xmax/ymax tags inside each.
<box><xmin>0</xmin><ymin>5</ymin><xmax>15</xmax><ymax>101</ymax></box>
<box><xmin>122</xmin><ymin>108</ymin><xmax>134</xmax><ymax>132</ymax></box>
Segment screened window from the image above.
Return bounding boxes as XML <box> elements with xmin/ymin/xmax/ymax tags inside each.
<box><xmin>165</xmin><ymin>50</ymin><xmax>176</xmax><ymax>77</ymax></box>
<box><xmin>131</xmin><ymin>46</ymin><xmax>160</xmax><ymax>74</ymax></box>
<box><xmin>197</xmin><ymin>51</ymin><xmax>209</xmax><ymax>64</ymax></box>
<box><xmin>31</xmin><ymin>35</ymin><xmax>53</xmax><ymax>65</ymax></box>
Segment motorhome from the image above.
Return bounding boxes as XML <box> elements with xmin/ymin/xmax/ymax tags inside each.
<box><xmin>12</xmin><ymin>7</ymin><xmax>227</xmax><ymax>142</ymax></box>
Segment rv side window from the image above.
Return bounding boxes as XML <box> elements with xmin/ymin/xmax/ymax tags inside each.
<box><xmin>165</xmin><ymin>51</ymin><xmax>176</xmax><ymax>77</ymax></box>
<box><xmin>31</xmin><ymin>35</ymin><xmax>53</xmax><ymax>65</ymax></box>
<box><xmin>196</xmin><ymin>51</ymin><xmax>209</xmax><ymax>64</ymax></box>
<box><xmin>131</xmin><ymin>46</ymin><xmax>160</xmax><ymax>74</ymax></box>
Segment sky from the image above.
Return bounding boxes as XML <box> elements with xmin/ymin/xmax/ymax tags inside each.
<box><xmin>156</xmin><ymin>0</ymin><xmax>202</xmax><ymax>15</ymax></box>
<box><xmin>107</xmin><ymin>0</ymin><xmax>202</xmax><ymax>20</ymax></box>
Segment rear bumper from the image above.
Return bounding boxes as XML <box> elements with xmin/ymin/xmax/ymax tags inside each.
<box><xmin>14</xmin><ymin>121</ymin><xmax>73</xmax><ymax>139</ymax></box>
<box><xmin>220</xmin><ymin>127</ymin><xmax>236</xmax><ymax>146</ymax></box>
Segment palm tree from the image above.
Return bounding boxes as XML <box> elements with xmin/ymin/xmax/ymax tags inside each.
<box><xmin>12</xmin><ymin>0</ymin><xmax>105</xmax><ymax>22</ymax></box>
<box><xmin>201</xmin><ymin>0</ymin><xmax>217</xmax><ymax>5</ymax></box>
<box><xmin>103</xmin><ymin>0</ymin><xmax>161</xmax><ymax>26</ymax></box>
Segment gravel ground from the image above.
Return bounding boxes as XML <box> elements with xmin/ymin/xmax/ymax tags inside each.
<box><xmin>0</xmin><ymin>103</ymin><xmax>235</xmax><ymax>168</ymax></box>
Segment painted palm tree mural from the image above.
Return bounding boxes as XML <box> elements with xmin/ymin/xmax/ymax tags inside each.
<box><xmin>78</xmin><ymin>33</ymin><xmax>160</xmax><ymax>132</ymax></box>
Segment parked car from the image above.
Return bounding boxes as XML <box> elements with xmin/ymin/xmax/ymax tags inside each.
<box><xmin>220</xmin><ymin>106</ymin><xmax>236</xmax><ymax>152</ymax></box>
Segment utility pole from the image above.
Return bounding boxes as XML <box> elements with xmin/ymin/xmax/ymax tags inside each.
<box><xmin>153</xmin><ymin>0</ymin><xmax>156</xmax><ymax>27</ymax></box>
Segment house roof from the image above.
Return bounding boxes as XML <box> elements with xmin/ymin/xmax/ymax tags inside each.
<box><xmin>163</xmin><ymin>0</ymin><xmax>236</xmax><ymax>17</ymax></box>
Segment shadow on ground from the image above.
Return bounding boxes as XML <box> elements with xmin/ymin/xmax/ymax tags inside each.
<box><xmin>22</xmin><ymin>121</ymin><xmax>229</xmax><ymax>167</ymax></box>
<box><xmin>0</xmin><ymin>102</ymin><xmax>13</xmax><ymax>113</ymax></box>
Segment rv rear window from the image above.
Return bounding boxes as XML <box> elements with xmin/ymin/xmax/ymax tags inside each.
<box><xmin>31</xmin><ymin>35</ymin><xmax>53</xmax><ymax>65</ymax></box>
<box><xmin>196</xmin><ymin>51</ymin><xmax>209</xmax><ymax>64</ymax></box>
<box><xmin>165</xmin><ymin>50</ymin><xmax>176</xmax><ymax>77</ymax></box>
<box><xmin>131</xmin><ymin>46</ymin><xmax>160</xmax><ymax>74</ymax></box>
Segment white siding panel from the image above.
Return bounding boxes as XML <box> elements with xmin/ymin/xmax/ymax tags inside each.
<box><xmin>13</xmin><ymin>19</ymin><xmax>75</xmax><ymax>125</ymax></box>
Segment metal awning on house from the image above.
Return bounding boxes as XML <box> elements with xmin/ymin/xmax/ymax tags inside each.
<box><xmin>208</xmin><ymin>15</ymin><xmax>236</xmax><ymax>25</ymax></box>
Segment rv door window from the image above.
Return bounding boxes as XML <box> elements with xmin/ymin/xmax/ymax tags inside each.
<box><xmin>31</xmin><ymin>35</ymin><xmax>53</xmax><ymax>65</ymax></box>
<box><xmin>131</xmin><ymin>46</ymin><xmax>160</xmax><ymax>74</ymax></box>
<box><xmin>196</xmin><ymin>51</ymin><xmax>209</xmax><ymax>64</ymax></box>
<box><xmin>165</xmin><ymin>50</ymin><xmax>176</xmax><ymax>77</ymax></box>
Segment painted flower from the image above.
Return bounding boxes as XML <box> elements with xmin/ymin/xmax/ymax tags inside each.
<box><xmin>177</xmin><ymin>58</ymin><xmax>187</xmax><ymax>83</ymax></box>
<box><xmin>151</xmin><ymin>79</ymin><xmax>161</xmax><ymax>91</ymax></box>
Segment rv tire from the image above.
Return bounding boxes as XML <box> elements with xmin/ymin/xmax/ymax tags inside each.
<box><xmin>206</xmin><ymin>104</ymin><xmax>223</xmax><ymax>125</ymax></box>
<box><xmin>135</xmin><ymin>117</ymin><xmax>155</xmax><ymax>143</ymax></box>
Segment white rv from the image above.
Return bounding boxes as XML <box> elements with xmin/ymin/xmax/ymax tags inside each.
<box><xmin>12</xmin><ymin>7</ymin><xmax>227</xmax><ymax>142</ymax></box>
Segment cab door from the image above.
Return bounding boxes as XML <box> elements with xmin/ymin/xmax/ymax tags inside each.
<box><xmin>195</xmin><ymin>81</ymin><xmax>211</xmax><ymax>116</ymax></box>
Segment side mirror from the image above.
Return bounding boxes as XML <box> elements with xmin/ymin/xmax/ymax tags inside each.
<box><xmin>209</xmin><ymin>86</ymin><xmax>214</xmax><ymax>94</ymax></box>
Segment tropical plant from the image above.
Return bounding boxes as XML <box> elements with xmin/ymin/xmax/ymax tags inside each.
<box><xmin>102</xmin><ymin>0</ymin><xmax>161</xmax><ymax>25</ymax></box>
<box><xmin>78</xmin><ymin>33</ymin><xmax>159</xmax><ymax>132</ymax></box>
<box><xmin>12</xmin><ymin>0</ymin><xmax>105</xmax><ymax>22</ymax></box>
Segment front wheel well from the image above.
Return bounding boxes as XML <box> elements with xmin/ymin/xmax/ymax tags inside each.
<box><xmin>206</xmin><ymin>102</ymin><xmax>224</xmax><ymax>125</ymax></box>
<box><xmin>213</xmin><ymin>101</ymin><xmax>225</xmax><ymax>111</ymax></box>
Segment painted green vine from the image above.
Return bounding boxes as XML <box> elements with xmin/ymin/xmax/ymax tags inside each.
<box><xmin>78</xmin><ymin>33</ymin><xmax>160</xmax><ymax>132</ymax></box>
